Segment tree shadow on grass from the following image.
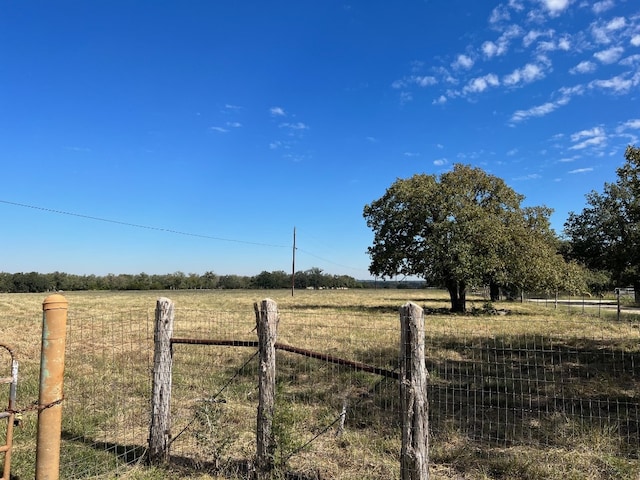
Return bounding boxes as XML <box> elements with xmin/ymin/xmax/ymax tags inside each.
<box><xmin>59</xmin><ymin>431</ymin><xmax>322</xmax><ymax>480</ymax></box>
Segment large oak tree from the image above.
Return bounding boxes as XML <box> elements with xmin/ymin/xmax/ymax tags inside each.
<box><xmin>363</xmin><ymin>164</ymin><xmax>563</xmax><ymax>312</ymax></box>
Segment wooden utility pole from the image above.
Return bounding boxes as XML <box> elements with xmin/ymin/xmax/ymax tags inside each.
<box><xmin>291</xmin><ymin>227</ymin><xmax>296</xmax><ymax>297</ymax></box>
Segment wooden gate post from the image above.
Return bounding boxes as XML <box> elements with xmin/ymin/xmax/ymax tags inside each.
<box><xmin>254</xmin><ymin>298</ymin><xmax>278</xmax><ymax>479</ymax></box>
<box><xmin>149</xmin><ymin>297</ymin><xmax>174</xmax><ymax>464</ymax></box>
<box><xmin>399</xmin><ymin>302</ymin><xmax>429</xmax><ymax>480</ymax></box>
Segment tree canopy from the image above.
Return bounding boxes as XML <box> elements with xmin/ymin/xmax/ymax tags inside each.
<box><xmin>564</xmin><ymin>145</ymin><xmax>640</xmax><ymax>301</ymax></box>
<box><xmin>363</xmin><ymin>164</ymin><xmax>565</xmax><ymax>312</ymax></box>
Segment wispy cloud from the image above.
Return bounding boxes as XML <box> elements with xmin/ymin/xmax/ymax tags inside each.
<box><xmin>589</xmin><ymin>74</ymin><xmax>633</xmax><ymax>94</ymax></box>
<box><xmin>512</xmin><ymin>173</ymin><xmax>542</xmax><ymax>180</ymax></box>
<box><xmin>569</xmin><ymin>167</ymin><xmax>595</xmax><ymax>174</ymax></box>
<box><xmin>539</xmin><ymin>0</ymin><xmax>571</xmax><ymax>16</ymax></box>
<box><xmin>392</xmin><ymin>75</ymin><xmax>437</xmax><ymax>89</ymax></box>
<box><xmin>481</xmin><ymin>25</ymin><xmax>523</xmax><ymax>58</ymax></box>
<box><xmin>510</xmin><ymin>85</ymin><xmax>583</xmax><ymax>123</ymax></box>
<box><xmin>210</xmin><ymin>126</ymin><xmax>229</xmax><ymax>133</ymax></box>
<box><xmin>270</xmin><ymin>106</ymin><xmax>286</xmax><ymax>117</ymax></box>
<box><xmin>570</xmin><ymin>60</ymin><xmax>597</xmax><ymax>74</ymax></box>
<box><xmin>591</xmin><ymin>17</ymin><xmax>627</xmax><ymax>44</ymax></box>
<box><xmin>463</xmin><ymin>73</ymin><xmax>500</xmax><ymax>94</ymax></box>
<box><xmin>433</xmin><ymin>158</ymin><xmax>448</xmax><ymax>166</ymax></box>
<box><xmin>617</xmin><ymin>119</ymin><xmax>640</xmax><ymax>131</ymax></box>
<box><xmin>279</xmin><ymin>122</ymin><xmax>309</xmax><ymax>131</ymax></box>
<box><xmin>503</xmin><ymin>62</ymin><xmax>546</xmax><ymax>86</ymax></box>
<box><xmin>432</xmin><ymin>95</ymin><xmax>447</xmax><ymax>105</ymax></box>
<box><xmin>592</xmin><ymin>0</ymin><xmax>615</xmax><ymax>14</ymax></box>
<box><xmin>452</xmin><ymin>54</ymin><xmax>474</xmax><ymax>70</ymax></box>
<box><xmin>594</xmin><ymin>46</ymin><xmax>624</xmax><ymax>64</ymax></box>
<box><xmin>569</xmin><ymin>126</ymin><xmax>607</xmax><ymax>150</ymax></box>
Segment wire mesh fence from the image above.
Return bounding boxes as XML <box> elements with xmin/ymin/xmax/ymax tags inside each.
<box><xmin>2</xmin><ymin>292</ymin><xmax>639</xmax><ymax>479</ymax></box>
<box><xmin>61</xmin><ymin>308</ymin><xmax>154</xmax><ymax>478</ymax></box>
<box><xmin>168</xmin><ymin>306</ymin><xmax>401</xmax><ymax>478</ymax></box>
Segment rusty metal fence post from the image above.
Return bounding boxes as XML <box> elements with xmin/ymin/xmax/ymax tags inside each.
<box><xmin>35</xmin><ymin>294</ymin><xmax>68</xmax><ymax>480</ymax></box>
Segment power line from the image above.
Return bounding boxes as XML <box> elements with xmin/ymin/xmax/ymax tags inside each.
<box><xmin>0</xmin><ymin>199</ymin><xmax>289</xmax><ymax>249</ymax></box>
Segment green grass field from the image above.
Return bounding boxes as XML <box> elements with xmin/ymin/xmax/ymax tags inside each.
<box><xmin>1</xmin><ymin>289</ymin><xmax>639</xmax><ymax>479</ymax></box>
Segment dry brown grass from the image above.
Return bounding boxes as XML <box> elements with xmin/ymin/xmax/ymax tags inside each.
<box><xmin>1</xmin><ymin>289</ymin><xmax>639</xmax><ymax>479</ymax></box>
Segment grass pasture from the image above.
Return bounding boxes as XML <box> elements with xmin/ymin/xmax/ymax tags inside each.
<box><xmin>0</xmin><ymin>289</ymin><xmax>639</xmax><ymax>479</ymax></box>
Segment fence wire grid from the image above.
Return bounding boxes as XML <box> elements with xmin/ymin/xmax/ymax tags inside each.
<box><xmin>2</xmin><ymin>296</ymin><xmax>639</xmax><ymax>479</ymax></box>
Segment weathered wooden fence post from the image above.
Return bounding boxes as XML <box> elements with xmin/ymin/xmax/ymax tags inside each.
<box><xmin>254</xmin><ymin>298</ymin><xmax>278</xmax><ymax>479</ymax></box>
<box><xmin>35</xmin><ymin>294</ymin><xmax>68</xmax><ymax>480</ymax></box>
<box><xmin>399</xmin><ymin>302</ymin><xmax>429</xmax><ymax>480</ymax></box>
<box><xmin>149</xmin><ymin>297</ymin><xmax>174</xmax><ymax>464</ymax></box>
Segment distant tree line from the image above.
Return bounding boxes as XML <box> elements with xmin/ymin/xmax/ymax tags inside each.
<box><xmin>0</xmin><ymin>268</ymin><xmax>371</xmax><ymax>293</ymax></box>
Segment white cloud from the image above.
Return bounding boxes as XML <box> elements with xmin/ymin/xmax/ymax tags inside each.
<box><xmin>631</xmin><ymin>35</ymin><xmax>640</xmax><ymax>47</ymax></box>
<box><xmin>570</xmin><ymin>60</ymin><xmax>597</xmax><ymax>74</ymax></box>
<box><xmin>211</xmin><ymin>126</ymin><xmax>229</xmax><ymax>133</ymax></box>
<box><xmin>414</xmin><ymin>76</ymin><xmax>438</xmax><ymax>87</ymax></box>
<box><xmin>593</xmin><ymin>46</ymin><xmax>624</xmax><ymax>64</ymax></box>
<box><xmin>523</xmin><ymin>29</ymin><xmax>553</xmax><ymax>48</ymax></box>
<box><xmin>510</xmin><ymin>85</ymin><xmax>581</xmax><ymax>123</ymax></box>
<box><xmin>590</xmin><ymin>74</ymin><xmax>633</xmax><ymax>94</ymax></box>
<box><xmin>591</xmin><ymin>17</ymin><xmax>627</xmax><ymax>44</ymax></box>
<box><xmin>433</xmin><ymin>158</ymin><xmax>448</xmax><ymax>166</ymax></box>
<box><xmin>481</xmin><ymin>25</ymin><xmax>523</xmax><ymax>58</ymax></box>
<box><xmin>432</xmin><ymin>95</ymin><xmax>447</xmax><ymax>105</ymax></box>
<box><xmin>571</xmin><ymin>126</ymin><xmax>605</xmax><ymax>142</ymax></box>
<box><xmin>620</xmin><ymin>54</ymin><xmax>640</xmax><ymax>66</ymax></box>
<box><xmin>605</xmin><ymin>17</ymin><xmax>627</xmax><ymax>31</ymax></box>
<box><xmin>592</xmin><ymin>0</ymin><xmax>614</xmax><ymax>14</ymax></box>
<box><xmin>513</xmin><ymin>173</ymin><xmax>542</xmax><ymax>181</ymax></box>
<box><xmin>452</xmin><ymin>54</ymin><xmax>474</xmax><ymax>70</ymax></box>
<box><xmin>226</xmin><ymin>121</ymin><xmax>242</xmax><ymax>128</ymax></box>
<box><xmin>557</xmin><ymin>36</ymin><xmax>571</xmax><ymax>51</ymax></box>
<box><xmin>392</xmin><ymin>75</ymin><xmax>437</xmax><ymax>89</ymax></box>
<box><xmin>270</xmin><ymin>106</ymin><xmax>286</xmax><ymax>116</ymax></box>
<box><xmin>539</xmin><ymin>0</ymin><xmax>571</xmax><ymax>16</ymax></box>
<box><xmin>404</xmin><ymin>152</ymin><xmax>420</xmax><ymax>157</ymax></box>
<box><xmin>482</xmin><ymin>41</ymin><xmax>499</xmax><ymax>58</ymax></box>
<box><xmin>280</xmin><ymin>122</ymin><xmax>309</xmax><ymax>130</ymax></box>
<box><xmin>503</xmin><ymin>63</ymin><xmax>546</xmax><ymax>86</ymax></box>
<box><xmin>511</xmin><ymin>101</ymin><xmax>560</xmax><ymax>123</ymax></box>
<box><xmin>569</xmin><ymin>167</ymin><xmax>595</xmax><ymax>173</ymax></box>
<box><xmin>489</xmin><ymin>5</ymin><xmax>510</xmax><ymax>24</ymax></box>
<box><xmin>569</xmin><ymin>126</ymin><xmax>607</xmax><ymax>150</ymax></box>
<box><xmin>618</xmin><ymin>119</ymin><xmax>640</xmax><ymax>130</ymax></box>
<box><xmin>463</xmin><ymin>73</ymin><xmax>500</xmax><ymax>94</ymax></box>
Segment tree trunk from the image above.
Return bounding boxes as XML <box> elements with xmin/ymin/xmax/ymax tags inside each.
<box><xmin>446</xmin><ymin>279</ymin><xmax>466</xmax><ymax>313</ymax></box>
<box><xmin>634</xmin><ymin>281</ymin><xmax>640</xmax><ymax>304</ymax></box>
<box><xmin>489</xmin><ymin>281</ymin><xmax>500</xmax><ymax>302</ymax></box>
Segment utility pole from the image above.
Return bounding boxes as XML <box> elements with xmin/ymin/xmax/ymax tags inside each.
<box><xmin>291</xmin><ymin>227</ymin><xmax>296</xmax><ymax>297</ymax></box>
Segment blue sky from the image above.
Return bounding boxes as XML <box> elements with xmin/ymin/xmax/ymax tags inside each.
<box><xmin>1</xmin><ymin>1</ymin><xmax>639</xmax><ymax>279</ymax></box>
